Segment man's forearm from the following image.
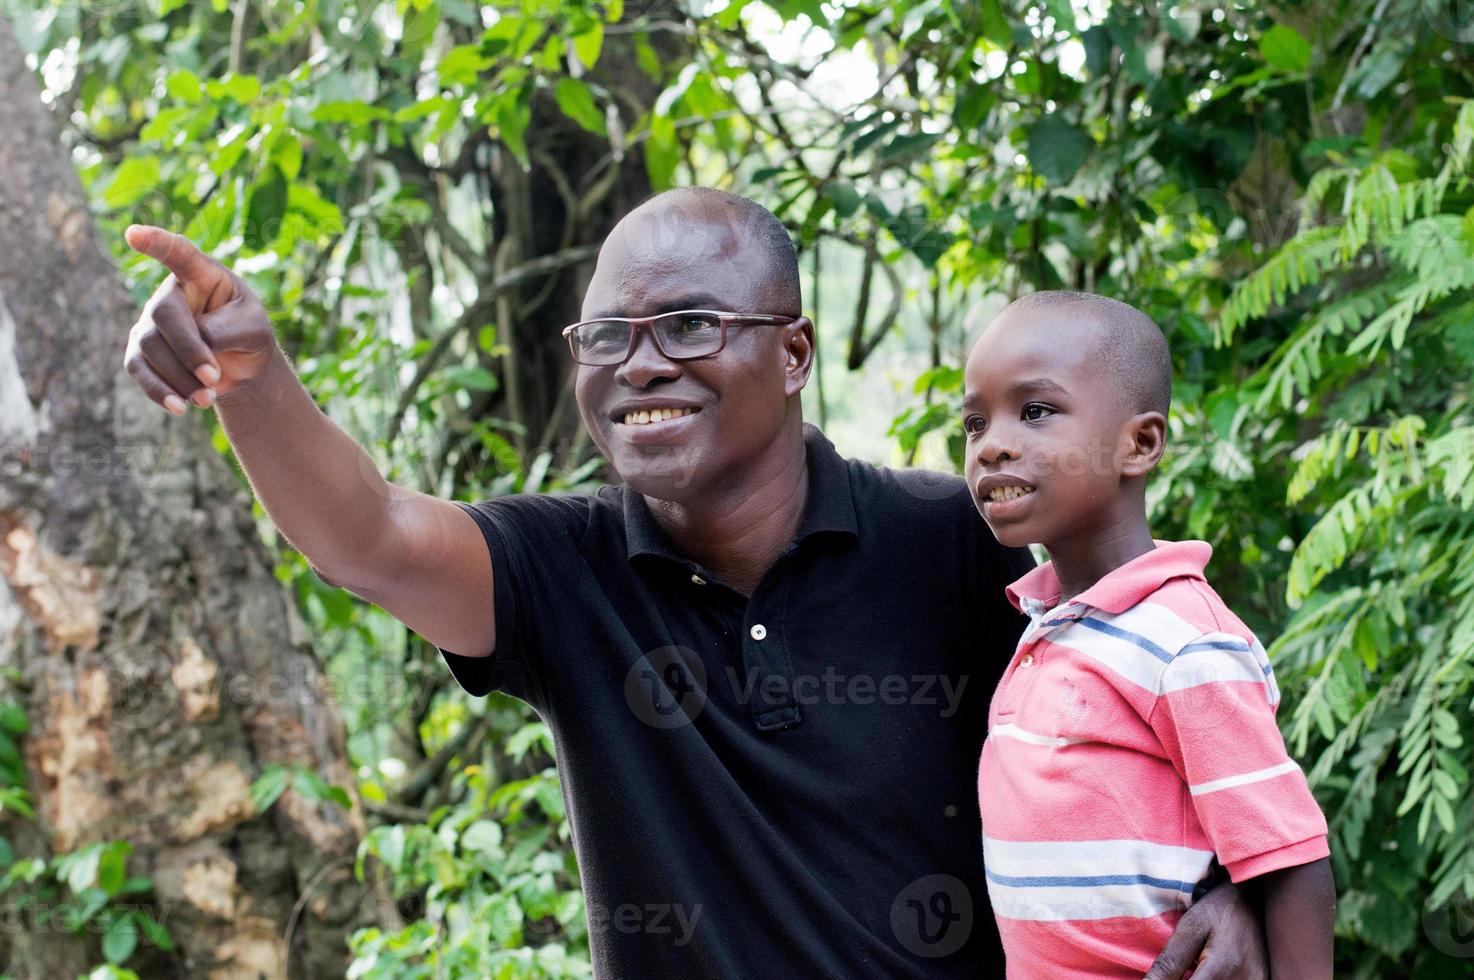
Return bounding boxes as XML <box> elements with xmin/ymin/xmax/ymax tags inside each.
<box><xmin>1262</xmin><ymin>858</ymin><xmax>1334</xmax><ymax>979</ymax></box>
<box><xmin>213</xmin><ymin>346</ymin><xmax>409</xmax><ymax>590</ymax></box>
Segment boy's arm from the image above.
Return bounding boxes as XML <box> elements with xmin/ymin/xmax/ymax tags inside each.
<box><xmin>123</xmin><ymin>227</ymin><xmax>497</xmax><ymax>659</ymax></box>
<box><xmin>1261</xmin><ymin>857</ymin><xmax>1335</xmax><ymax>979</ymax></box>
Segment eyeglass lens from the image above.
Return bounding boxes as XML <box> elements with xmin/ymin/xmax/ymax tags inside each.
<box><xmin>572</xmin><ymin>312</ymin><xmax>725</xmax><ymax>364</ymax></box>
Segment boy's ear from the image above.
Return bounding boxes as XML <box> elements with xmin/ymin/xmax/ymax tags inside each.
<box><xmin>1121</xmin><ymin>411</ymin><xmax>1167</xmax><ymax>478</ymax></box>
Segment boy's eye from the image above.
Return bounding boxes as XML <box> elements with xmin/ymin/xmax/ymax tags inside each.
<box><xmin>963</xmin><ymin>415</ymin><xmax>986</xmax><ymax>435</ymax></box>
<box><xmin>1022</xmin><ymin>403</ymin><xmax>1054</xmax><ymax>421</ymax></box>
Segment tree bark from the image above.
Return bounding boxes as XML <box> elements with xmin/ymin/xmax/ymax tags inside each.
<box><xmin>0</xmin><ymin>20</ymin><xmax>369</xmax><ymax>979</ymax></box>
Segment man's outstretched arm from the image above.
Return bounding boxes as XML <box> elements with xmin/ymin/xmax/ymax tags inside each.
<box><xmin>123</xmin><ymin>226</ymin><xmax>496</xmax><ymax>659</ymax></box>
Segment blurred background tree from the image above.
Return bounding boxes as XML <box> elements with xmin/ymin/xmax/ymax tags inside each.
<box><xmin>0</xmin><ymin>0</ymin><xmax>1470</xmax><ymax>975</ymax></box>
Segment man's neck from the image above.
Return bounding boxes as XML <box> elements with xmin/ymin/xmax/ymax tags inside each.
<box><xmin>645</xmin><ymin>429</ymin><xmax>810</xmax><ymax>596</ymax></box>
<box><xmin>1045</xmin><ymin>503</ymin><xmax>1156</xmax><ymax>606</ymax></box>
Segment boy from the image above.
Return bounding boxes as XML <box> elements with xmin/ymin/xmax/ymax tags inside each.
<box><xmin>965</xmin><ymin>291</ymin><xmax>1334</xmax><ymax>978</ymax></box>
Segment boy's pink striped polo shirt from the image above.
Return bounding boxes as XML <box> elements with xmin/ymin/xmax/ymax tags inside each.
<box><xmin>978</xmin><ymin>539</ymin><xmax>1329</xmax><ymax>978</ymax></box>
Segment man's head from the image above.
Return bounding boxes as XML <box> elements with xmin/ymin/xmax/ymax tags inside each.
<box><xmin>573</xmin><ymin>188</ymin><xmax>815</xmax><ymax>502</ymax></box>
<box><xmin>961</xmin><ymin>290</ymin><xmax>1170</xmax><ymax>549</ymax></box>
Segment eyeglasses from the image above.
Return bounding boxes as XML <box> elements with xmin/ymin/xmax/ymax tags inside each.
<box><xmin>562</xmin><ymin>309</ymin><xmax>798</xmax><ymax>367</ymax></box>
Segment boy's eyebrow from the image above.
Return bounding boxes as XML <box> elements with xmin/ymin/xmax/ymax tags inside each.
<box><xmin>962</xmin><ymin>377</ymin><xmax>1070</xmax><ymax>410</ymax></box>
<box><xmin>1007</xmin><ymin>377</ymin><xmax>1070</xmax><ymax>398</ymax></box>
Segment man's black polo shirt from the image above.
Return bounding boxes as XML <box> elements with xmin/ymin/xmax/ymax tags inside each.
<box><xmin>437</xmin><ymin>422</ymin><xmax>1034</xmax><ymax>978</ymax></box>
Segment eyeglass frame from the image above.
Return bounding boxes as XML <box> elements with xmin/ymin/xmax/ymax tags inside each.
<box><xmin>561</xmin><ymin>309</ymin><xmax>800</xmax><ymax>367</ymax></box>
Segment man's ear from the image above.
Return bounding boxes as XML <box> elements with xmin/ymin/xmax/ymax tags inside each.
<box><xmin>783</xmin><ymin>317</ymin><xmax>816</xmax><ymax>397</ymax></box>
<box><xmin>1121</xmin><ymin>411</ymin><xmax>1167</xmax><ymax>477</ymax></box>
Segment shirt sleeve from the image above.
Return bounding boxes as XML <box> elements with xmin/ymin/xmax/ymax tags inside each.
<box><xmin>435</xmin><ymin>493</ymin><xmax>590</xmax><ymax>705</ymax></box>
<box><xmin>1147</xmin><ymin>629</ymin><xmax>1330</xmax><ymax>882</ymax></box>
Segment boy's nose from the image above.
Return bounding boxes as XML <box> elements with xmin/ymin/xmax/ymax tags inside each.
<box><xmin>975</xmin><ymin>428</ymin><xmax>1018</xmax><ymax>468</ymax></box>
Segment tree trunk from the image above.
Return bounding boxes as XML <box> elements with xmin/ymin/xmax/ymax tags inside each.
<box><xmin>480</xmin><ymin>6</ymin><xmax>679</xmax><ymax>468</ymax></box>
<box><xmin>0</xmin><ymin>21</ymin><xmax>369</xmax><ymax>979</ymax></box>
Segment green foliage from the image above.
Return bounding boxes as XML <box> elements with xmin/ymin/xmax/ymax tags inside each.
<box><xmin>12</xmin><ymin>0</ymin><xmax>1474</xmax><ymax>974</ymax></box>
<box><xmin>348</xmin><ymin>730</ymin><xmax>589</xmax><ymax>977</ymax></box>
<box><xmin>0</xmin><ymin>697</ymin><xmax>174</xmax><ymax>975</ymax></box>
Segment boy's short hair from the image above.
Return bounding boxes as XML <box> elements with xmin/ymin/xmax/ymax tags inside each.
<box><xmin>1008</xmin><ymin>290</ymin><xmax>1172</xmax><ymax>417</ymax></box>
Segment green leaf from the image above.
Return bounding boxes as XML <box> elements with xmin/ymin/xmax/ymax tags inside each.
<box><xmin>1026</xmin><ymin>117</ymin><xmax>1093</xmax><ymax>185</ymax></box>
<box><xmin>824</xmin><ymin>180</ymin><xmax>862</xmax><ymax>218</ymax></box>
<box><xmin>0</xmin><ymin>701</ymin><xmax>28</xmax><ymax>736</ymax></box>
<box><xmin>573</xmin><ymin>21</ymin><xmax>604</xmax><ymax>68</ymax></box>
<box><xmin>63</xmin><ymin>846</ymin><xmax>103</xmax><ymax>894</ymax></box>
<box><xmin>103</xmin><ymin>916</ymin><xmax>138</xmax><ymax>964</ymax></box>
<box><xmin>1259</xmin><ymin>25</ymin><xmax>1311</xmax><ymax>74</ymax></box>
<box><xmin>103</xmin><ymin>157</ymin><xmax>160</xmax><ymax>208</ymax></box>
<box><xmin>164</xmin><ymin>69</ymin><xmax>203</xmax><ymax>105</ymax></box>
<box><xmin>203</xmin><ymin>73</ymin><xmax>262</xmax><ymax>104</ymax></box>
<box><xmin>403</xmin><ymin>0</ymin><xmax>441</xmax><ymax>55</ymax></box>
<box><xmin>645</xmin><ymin>113</ymin><xmax>679</xmax><ymax>190</ymax></box>
<box><xmin>97</xmin><ymin>841</ymin><xmax>131</xmax><ymax>895</ymax></box>
<box><xmin>1039</xmin><ymin>0</ymin><xmax>1076</xmax><ymax>34</ymax></box>
<box><xmin>496</xmin><ymin>96</ymin><xmax>532</xmax><ymax>168</ymax></box>
<box><xmin>880</xmin><ymin>131</ymin><xmax>942</xmax><ymax>161</ymax></box>
<box><xmin>244</xmin><ymin>165</ymin><xmax>288</xmax><ymax>251</ymax></box>
<box><xmin>445</xmin><ymin>366</ymin><xmax>499</xmax><ymax>391</ymax></box>
<box><xmin>250</xmin><ymin>765</ymin><xmax>289</xmax><ymax>813</ymax></box>
<box><xmin>438</xmin><ymin>44</ymin><xmax>491</xmax><ymax>86</ymax></box>
<box><xmin>461</xmin><ymin>820</ymin><xmax>504</xmax><ymax>856</ymax></box>
<box><xmin>554</xmin><ymin>78</ymin><xmax>606</xmax><ymax>135</ymax></box>
<box><xmin>138</xmin><ymin>910</ymin><xmax>174</xmax><ymax>951</ymax></box>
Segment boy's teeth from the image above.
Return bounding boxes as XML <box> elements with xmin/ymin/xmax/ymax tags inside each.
<box><xmin>987</xmin><ymin>485</ymin><xmax>1036</xmax><ymax>502</ymax></box>
<box><xmin>622</xmin><ymin>407</ymin><xmax>696</xmax><ymax>425</ymax></box>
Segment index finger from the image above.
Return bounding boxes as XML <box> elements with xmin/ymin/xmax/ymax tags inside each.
<box><xmin>124</xmin><ymin>225</ymin><xmax>218</xmax><ymax>284</ymax></box>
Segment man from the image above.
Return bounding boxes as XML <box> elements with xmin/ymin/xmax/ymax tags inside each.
<box><xmin>123</xmin><ymin>188</ymin><xmax>1264</xmax><ymax>978</ymax></box>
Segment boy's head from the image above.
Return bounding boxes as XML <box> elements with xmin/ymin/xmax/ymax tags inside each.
<box><xmin>962</xmin><ymin>291</ymin><xmax>1171</xmax><ymax>550</ymax></box>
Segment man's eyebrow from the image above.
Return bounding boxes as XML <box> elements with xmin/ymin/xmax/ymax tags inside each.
<box><xmin>587</xmin><ymin>294</ymin><xmax>729</xmax><ymax>320</ymax></box>
<box><xmin>961</xmin><ymin>377</ymin><xmax>1070</xmax><ymax>411</ymax></box>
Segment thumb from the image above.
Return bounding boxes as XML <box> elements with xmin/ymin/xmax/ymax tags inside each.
<box><xmin>197</xmin><ymin>276</ymin><xmax>269</xmax><ymax>353</ymax></box>
<box><xmin>1143</xmin><ymin>919</ymin><xmax>1206</xmax><ymax>980</ymax></box>
<box><xmin>125</xmin><ymin>225</ymin><xmax>234</xmax><ymax>314</ymax></box>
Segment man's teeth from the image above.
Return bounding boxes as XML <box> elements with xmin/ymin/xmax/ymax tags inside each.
<box><xmin>621</xmin><ymin>407</ymin><xmax>697</xmax><ymax>425</ymax></box>
<box><xmin>987</xmin><ymin>485</ymin><xmax>1036</xmax><ymax>502</ymax></box>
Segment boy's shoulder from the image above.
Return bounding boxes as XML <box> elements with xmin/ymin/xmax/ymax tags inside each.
<box><xmin>1092</xmin><ymin>540</ymin><xmax>1263</xmax><ymax>664</ymax></box>
<box><xmin>1109</xmin><ymin>569</ymin><xmax>1276</xmax><ymax>700</ymax></box>
<box><xmin>1143</xmin><ymin>571</ymin><xmax>1258</xmax><ymax>647</ymax></box>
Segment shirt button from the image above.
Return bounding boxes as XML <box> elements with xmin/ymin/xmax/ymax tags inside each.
<box><xmin>691</xmin><ymin>574</ymin><xmax>706</xmax><ymax>585</ymax></box>
<box><xmin>750</xmin><ymin>624</ymin><xmax>767</xmax><ymax>641</ymax></box>
<box><xmin>1020</xmin><ymin>653</ymin><xmax>1035</xmax><ymax>668</ymax></box>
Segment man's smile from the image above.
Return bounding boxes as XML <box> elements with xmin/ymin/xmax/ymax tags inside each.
<box><xmin>607</xmin><ymin>399</ymin><xmax>705</xmax><ymax>443</ymax></box>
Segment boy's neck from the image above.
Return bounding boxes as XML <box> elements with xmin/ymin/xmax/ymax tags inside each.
<box><xmin>1044</xmin><ymin>515</ymin><xmax>1158</xmax><ymax>607</ymax></box>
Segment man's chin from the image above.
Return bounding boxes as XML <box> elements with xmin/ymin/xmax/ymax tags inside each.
<box><xmin>610</xmin><ymin>448</ymin><xmax>703</xmax><ymax>500</ymax></box>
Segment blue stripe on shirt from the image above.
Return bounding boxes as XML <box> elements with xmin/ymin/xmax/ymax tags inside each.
<box><xmin>985</xmin><ymin>869</ymin><xmax>1197</xmax><ymax>894</ymax></box>
<box><xmin>1072</xmin><ymin>616</ymin><xmax>1176</xmax><ymax>664</ymax></box>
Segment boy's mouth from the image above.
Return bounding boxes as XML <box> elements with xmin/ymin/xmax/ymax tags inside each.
<box><xmin>984</xmin><ymin>484</ymin><xmax>1036</xmax><ymax>503</ymax></box>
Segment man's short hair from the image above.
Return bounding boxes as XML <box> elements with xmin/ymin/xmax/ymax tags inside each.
<box><xmin>1010</xmin><ymin>290</ymin><xmax>1172</xmax><ymax>417</ymax></box>
<box><xmin>641</xmin><ymin>187</ymin><xmax>801</xmax><ymax>314</ymax></box>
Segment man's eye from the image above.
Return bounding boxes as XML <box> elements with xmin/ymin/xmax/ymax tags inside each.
<box><xmin>1022</xmin><ymin>403</ymin><xmax>1054</xmax><ymax>421</ymax></box>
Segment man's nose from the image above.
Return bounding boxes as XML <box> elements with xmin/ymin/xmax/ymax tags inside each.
<box><xmin>615</xmin><ymin>327</ymin><xmax>681</xmax><ymax>388</ymax></box>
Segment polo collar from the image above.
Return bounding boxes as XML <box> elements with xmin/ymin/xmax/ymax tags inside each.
<box><xmin>1005</xmin><ymin>539</ymin><xmax>1213</xmax><ymax>618</ymax></box>
<box><xmin>622</xmin><ymin>422</ymin><xmax>858</xmax><ymax>567</ymax></box>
